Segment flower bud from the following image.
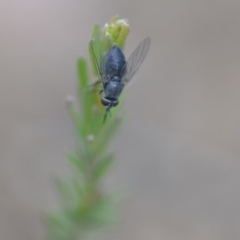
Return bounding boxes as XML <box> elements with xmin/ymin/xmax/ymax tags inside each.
<box><xmin>102</xmin><ymin>16</ymin><xmax>130</xmax><ymax>48</ymax></box>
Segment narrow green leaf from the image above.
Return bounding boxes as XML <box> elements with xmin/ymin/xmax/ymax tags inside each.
<box><xmin>77</xmin><ymin>57</ymin><xmax>97</xmax><ymax>132</ymax></box>
<box><xmin>77</xmin><ymin>58</ymin><xmax>89</xmax><ymax>92</ymax></box>
<box><xmin>54</xmin><ymin>178</ymin><xmax>82</xmax><ymax>209</ymax></box>
<box><xmin>82</xmin><ymin>88</ymin><xmax>95</xmax><ymax>130</ymax></box>
<box><xmin>92</xmin><ymin>117</ymin><xmax>122</xmax><ymax>158</ymax></box>
<box><xmin>47</xmin><ymin>212</ymin><xmax>72</xmax><ymax>229</ymax></box>
<box><xmin>68</xmin><ymin>105</ymin><xmax>88</xmax><ymax>142</ymax></box>
<box><xmin>92</xmin><ymin>24</ymin><xmax>100</xmax><ymax>36</ymax></box>
<box><xmin>93</xmin><ymin>154</ymin><xmax>114</xmax><ymax>182</ymax></box>
<box><xmin>66</xmin><ymin>153</ymin><xmax>86</xmax><ymax>175</ymax></box>
<box><xmin>85</xmin><ymin>196</ymin><xmax>118</xmax><ymax>224</ymax></box>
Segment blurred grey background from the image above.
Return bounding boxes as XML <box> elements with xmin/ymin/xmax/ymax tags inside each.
<box><xmin>1</xmin><ymin>0</ymin><xmax>240</xmax><ymax>239</ymax></box>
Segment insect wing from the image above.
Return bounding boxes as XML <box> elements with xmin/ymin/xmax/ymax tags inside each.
<box><xmin>90</xmin><ymin>29</ymin><xmax>111</xmax><ymax>85</ymax></box>
<box><xmin>122</xmin><ymin>37</ymin><xmax>151</xmax><ymax>85</ymax></box>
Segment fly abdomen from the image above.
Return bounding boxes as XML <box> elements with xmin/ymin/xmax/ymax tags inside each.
<box><xmin>105</xmin><ymin>45</ymin><xmax>126</xmax><ymax>78</ymax></box>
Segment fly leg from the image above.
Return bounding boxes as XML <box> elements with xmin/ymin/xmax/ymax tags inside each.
<box><xmin>87</xmin><ymin>79</ymin><xmax>102</xmax><ymax>94</ymax></box>
<box><xmin>88</xmin><ymin>79</ymin><xmax>101</xmax><ymax>87</ymax></box>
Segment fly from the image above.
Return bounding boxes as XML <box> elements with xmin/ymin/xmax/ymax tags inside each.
<box><xmin>90</xmin><ymin>29</ymin><xmax>151</xmax><ymax>123</ymax></box>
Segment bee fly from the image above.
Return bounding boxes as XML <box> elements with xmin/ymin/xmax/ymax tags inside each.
<box><xmin>90</xmin><ymin>30</ymin><xmax>151</xmax><ymax>123</ymax></box>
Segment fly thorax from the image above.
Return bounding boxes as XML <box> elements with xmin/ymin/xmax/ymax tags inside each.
<box><xmin>104</xmin><ymin>76</ymin><xmax>124</xmax><ymax>99</ymax></box>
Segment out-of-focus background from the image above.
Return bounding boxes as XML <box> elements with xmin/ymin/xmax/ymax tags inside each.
<box><xmin>1</xmin><ymin>0</ymin><xmax>240</xmax><ymax>239</ymax></box>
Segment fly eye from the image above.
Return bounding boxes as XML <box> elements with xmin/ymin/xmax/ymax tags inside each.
<box><xmin>112</xmin><ymin>101</ymin><xmax>118</xmax><ymax>107</ymax></box>
<box><xmin>101</xmin><ymin>98</ymin><xmax>111</xmax><ymax>106</ymax></box>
